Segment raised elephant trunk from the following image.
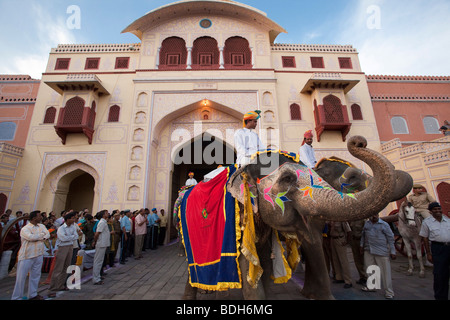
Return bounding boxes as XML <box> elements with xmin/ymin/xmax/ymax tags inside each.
<box><xmin>305</xmin><ymin>136</ymin><xmax>396</xmax><ymax>221</ymax></box>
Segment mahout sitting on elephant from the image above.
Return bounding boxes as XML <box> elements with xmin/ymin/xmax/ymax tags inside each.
<box><xmin>178</xmin><ymin>136</ymin><xmax>413</xmax><ymax>300</ymax></box>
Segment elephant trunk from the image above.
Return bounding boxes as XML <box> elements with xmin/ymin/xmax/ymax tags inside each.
<box><xmin>306</xmin><ymin>136</ymin><xmax>396</xmax><ymax>221</ymax></box>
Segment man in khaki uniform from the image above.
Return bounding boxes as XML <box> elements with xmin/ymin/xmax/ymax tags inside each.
<box><xmin>407</xmin><ymin>184</ymin><xmax>435</xmax><ymax>220</ymax></box>
<box><xmin>350</xmin><ymin>219</ymin><xmax>367</xmax><ymax>285</ymax></box>
<box><xmin>330</xmin><ymin>221</ymin><xmax>353</xmax><ymax>288</ymax></box>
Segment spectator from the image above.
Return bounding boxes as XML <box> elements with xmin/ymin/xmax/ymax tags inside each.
<box><xmin>47</xmin><ymin>211</ymin><xmax>81</xmax><ymax>298</ymax></box>
<box><xmin>120</xmin><ymin>210</ymin><xmax>132</xmax><ymax>264</ymax></box>
<box><xmin>92</xmin><ymin>210</ymin><xmax>110</xmax><ymax>285</ymax></box>
<box><xmin>82</xmin><ymin>214</ymin><xmax>95</xmax><ymax>250</ymax></box>
<box><xmin>350</xmin><ymin>219</ymin><xmax>368</xmax><ymax>285</ymax></box>
<box><xmin>134</xmin><ymin>209</ymin><xmax>147</xmax><ymax>260</ymax></box>
<box><xmin>147</xmin><ymin>208</ymin><xmax>160</xmax><ymax>250</ymax></box>
<box><xmin>185</xmin><ymin>172</ymin><xmax>198</xmax><ymax>186</ymax></box>
<box><xmin>54</xmin><ymin>210</ymin><xmax>66</xmax><ymax>229</ymax></box>
<box><xmin>419</xmin><ymin>202</ymin><xmax>450</xmax><ymax>300</ymax></box>
<box><xmin>360</xmin><ymin>213</ymin><xmax>396</xmax><ymax>299</ymax></box>
<box><xmin>330</xmin><ymin>221</ymin><xmax>353</xmax><ymax>288</ymax></box>
<box><xmin>11</xmin><ymin>210</ymin><xmax>50</xmax><ymax>300</ymax></box>
<box><xmin>158</xmin><ymin>209</ymin><xmax>168</xmax><ymax>245</ymax></box>
<box><xmin>108</xmin><ymin>211</ymin><xmax>121</xmax><ymax>267</ymax></box>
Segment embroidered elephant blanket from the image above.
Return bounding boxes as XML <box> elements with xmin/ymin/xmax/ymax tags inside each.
<box><xmin>179</xmin><ymin>165</ymin><xmax>242</xmax><ymax>291</ymax></box>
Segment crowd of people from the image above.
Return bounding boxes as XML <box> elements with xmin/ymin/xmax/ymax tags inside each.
<box><xmin>1</xmin><ymin>206</ymin><xmax>169</xmax><ymax>300</ymax></box>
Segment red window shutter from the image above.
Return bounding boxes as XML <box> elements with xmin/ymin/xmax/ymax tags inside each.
<box><xmin>351</xmin><ymin>104</ymin><xmax>363</xmax><ymax>120</ymax></box>
<box><xmin>323</xmin><ymin>95</ymin><xmax>344</xmax><ymax>123</ymax></box>
<box><xmin>231</xmin><ymin>53</ymin><xmax>244</xmax><ymax>65</ymax></box>
<box><xmin>108</xmin><ymin>105</ymin><xmax>120</xmax><ymax>122</ymax></box>
<box><xmin>192</xmin><ymin>37</ymin><xmax>219</xmax><ymax>69</ymax></box>
<box><xmin>115</xmin><ymin>57</ymin><xmax>130</xmax><ymax>69</ymax></box>
<box><xmin>159</xmin><ymin>37</ymin><xmax>187</xmax><ymax>69</ymax></box>
<box><xmin>310</xmin><ymin>57</ymin><xmax>324</xmax><ymax>68</ymax></box>
<box><xmin>290</xmin><ymin>104</ymin><xmax>301</xmax><ymax>120</ymax></box>
<box><xmin>339</xmin><ymin>57</ymin><xmax>352</xmax><ymax>69</ymax></box>
<box><xmin>224</xmin><ymin>37</ymin><xmax>251</xmax><ymax>68</ymax></box>
<box><xmin>43</xmin><ymin>107</ymin><xmax>57</xmax><ymax>124</ymax></box>
<box><xmin>63</xmin><ymin>97</ymin><xmax>85</xmax><ymax>125</ymax></box>
<box><xmin>282</xmin><ymin>56</ymin><xmax>296</xmax><ymax>68</ymax></box>
<box><xmin>85</xmin><ymin>58</ymin><xmax>100</xmax><ymax>70</ymax></box>
<box><xmin>55</xmin><ymin>58</ymin><xmax>70</xmax><ymax>70</ymax></box>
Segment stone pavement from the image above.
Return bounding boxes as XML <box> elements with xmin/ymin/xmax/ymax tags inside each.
<box><xmin>0</xmin><ymin>241</ymin><xmax>437</xmax><ymax>301</ymax></box>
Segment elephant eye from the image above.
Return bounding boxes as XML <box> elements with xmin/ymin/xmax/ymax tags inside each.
<box><xmin>279</xmin><ymin>173</ymin><xmax>297</xmax><ymax>185</ymax></box>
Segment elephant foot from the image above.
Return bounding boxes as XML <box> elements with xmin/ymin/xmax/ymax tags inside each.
<box><xmin>182</xmin><ymin>279</ymin><xmax>198</xmax><ymax>300</ymax></box>
<box><xmin>301</xmin><ymin>287</ymin><xmax>335</xmax><ymax>300</ymax></box>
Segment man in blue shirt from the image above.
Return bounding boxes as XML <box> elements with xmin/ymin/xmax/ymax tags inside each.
<box><xmin>360</xmin><ymin>213</ymin><xmax>396</xmax><ymax>299</ymax></box>
<box><xmin>120</xmin><ymin>210</ymin><xmax>132</xmax><ymax>264</ymax></box>
<box><xmin>146</xmin><ymin>208</ymin><xmax>161</xmax><ymax>250</ymax></box>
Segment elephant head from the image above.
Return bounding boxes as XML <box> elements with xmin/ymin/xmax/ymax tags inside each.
<box><xmin>314</xmin><ymin>157</ymin><xmax>371</xmax><ymax>193</ymax></box>
<box><xmin>314</xmin><ymin>156</ymin><xmax>412</xmax><ymax>201</ymax></box>
<box><xmin>228</xmin><ymin>136</ymin><xmax>413</xmax><ymax>231</ymax></box>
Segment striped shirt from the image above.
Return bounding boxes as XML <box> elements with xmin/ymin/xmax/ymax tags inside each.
<box><xmin>17</xmin><ymin>223</ymin><xmax>50</xmax><ymax>262</ymax></box>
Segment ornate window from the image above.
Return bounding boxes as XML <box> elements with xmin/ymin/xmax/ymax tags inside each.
<box><xmin>290</xmin><ymin>103</ymin><xmax>301</xmax><ymax>120</ymax></box>
<box><xmin>224</xmin><ymin>36</ymin><xmax>252</xmax><ymax>69</ymax></box>
<box><xmin>55</xmin><ymin>58</ymin><xmax>70</xmax><ymax>70</ymax></box>
<box><xmin>43</xmin><ymin>107</ymin><xmax>57</xmax><ymax>124</ymax></box>
<box><xmin>192</xmin><ymin>36</ymin><xmax>219</xmax><ymax>69</ymax></box>
<box><xmin>108</xmin><ymin>105</ymin><xmax>120</xmax><ymax>122</ymax></box>
<box><xmin>63</xmin><ymin>97</ymin><xmax>85</xmax><ymax>125</ymax></box>
<box><xmin>159</xmin><ymin>37</ymin><xmax>187</xmax><ymax>70</ymax></box>
<box><xmin>115</xmin><ymin>57</ymin><xmax>130</xmax><ymax>69</ymax></box>
<box><xmin>338</xmin><ymin>57</ymin><xmax>352</xmax><ymax>69</ymax></box>
<box><xmin>282</xmin><ymin>56</ymin><xmax>296</xmax><ymax>68</ymax></box>
<box><xmin>85</xmin><ymin>58</ymin><xmax>100</xmax><ymax>70</ymax></box>
<box><xmin>310</xmin><ymin>57</ymin><xmax>324</xmax><ymax>68</ymax></box>
<box><xmin>351</xmin><ymin>104</ymin><xmax>363</xmax><ymax>120</ymax></box>
<box><xmin>323</xmin><ymin>95</ymin><xmax>344</xmax><ymax>123</ymax></box>
<box><xmin>391</xmin><ymin>116</ymin><xmax>409</xmax><ymax>134</ymax></box>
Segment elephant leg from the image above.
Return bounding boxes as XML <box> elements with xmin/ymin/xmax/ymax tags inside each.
<box><xmin>239</xmin><ymin>253</ymin><xmax>266</xmax><ymax>300</ymax></box>
<box><xmin>182</xmin><ymin>278</ymin><xmax>198</xmax><ymax>300</ymax></box>
<box><xmin>257</xmin><ymin>237</ymin><xmax>274</xmax><ymax>299</ymax></box>
<box><xmin>299</xmin><ymin>236</ymin><xmax>334</xmax><ymax>300</ymax></box>
<box><xmin>403</xmin><ymin>237</ymin><xmax>414</xmax><ymax>275</ymax></box>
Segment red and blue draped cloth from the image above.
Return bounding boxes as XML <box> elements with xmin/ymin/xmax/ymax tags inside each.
<box><xmin>178</xmin><ymin>165</ymin><xmax>241</xmax><ymax>291</ymax></box>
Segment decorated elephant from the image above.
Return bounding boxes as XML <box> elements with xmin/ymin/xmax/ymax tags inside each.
<box><xmin>178</xmin><ymin>136</ymin><xmax>413</xmax><ymax>300</ymax></box>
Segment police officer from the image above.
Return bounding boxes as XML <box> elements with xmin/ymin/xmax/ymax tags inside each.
<box><xmin>419</xmin><ymin>202</ymin><xmax>450</xmax><ymax>300</ymax></box>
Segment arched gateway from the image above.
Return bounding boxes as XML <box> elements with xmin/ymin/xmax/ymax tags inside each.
<box><xmin>147</xmin><ymin>99</ymin><xmax>243</xmax><ymax>241</ymax></box>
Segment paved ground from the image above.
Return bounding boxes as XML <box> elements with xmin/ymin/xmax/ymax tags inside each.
<box><xmin>0</xmin><ymin>240</ymin><xmax>437</xmax><ymax>301</ymax></box>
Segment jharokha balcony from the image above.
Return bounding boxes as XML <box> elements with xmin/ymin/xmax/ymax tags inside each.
<box><xmin>54</xmin><ymin>96</ymin><xmax>96</xmax><ymax>144</ymax></box>
<box><xmin>45</xmin><ymin>74</ymin><xmax>109</xmax><ymax>144</ymax></box>
<box><xmin>313</xmin><ymin>94</ymin><xmax>352</xmax><ymax>142</ymax></box>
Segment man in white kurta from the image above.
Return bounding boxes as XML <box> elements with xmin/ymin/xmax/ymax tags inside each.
<box><xmin>185</xmin><ymin>172</ymin><xmax>198</xmax><ymax>186</ymax></box>
<box><xmin>11</xmin><ymin>211</ymin><xmax>49</xmax><ymax>300</ymax></box>
<box><xmin>235</xmin><ymin>110</ymin><xmax>266</xmax><ymax>166</ymax></box>
<box><xmin>92</xmin><ymin>210</ymin><xmax>111</xmax><ymax>285</ymax></box>
<box><xmin>299</xmin><ymin>130</ymin><xmax>317</xmax><ymax>169</ymax></box>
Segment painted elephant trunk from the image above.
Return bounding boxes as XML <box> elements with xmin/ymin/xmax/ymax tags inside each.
<box><xmin>305</xmin><ymin>136</ymin><xmax>396</xmax><ymax>221</ymax></box>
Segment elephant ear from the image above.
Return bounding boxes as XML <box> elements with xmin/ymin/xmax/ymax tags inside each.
<box><xmin>227</xmin><ymin>166</ymin><xmax>259</xmax><ymax>214</ymax></box>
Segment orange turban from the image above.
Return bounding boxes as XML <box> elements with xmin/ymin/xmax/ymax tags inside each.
<box><xmin>301</xmin><ymin>130</ymin><xmax>314</xmax><ymax>146</ymax></box>
<box><xmin>243</xmin><ymin>110</ymin><xmax>261</xmax><ymax>127</ymax></box>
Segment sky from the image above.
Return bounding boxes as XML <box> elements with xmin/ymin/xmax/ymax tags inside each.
<box><xmin>0</xmin><ymin>0</ymin><xmax>449</xmax><ymax>79</ymax></box>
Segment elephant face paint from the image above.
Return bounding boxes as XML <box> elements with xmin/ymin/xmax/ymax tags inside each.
<box><xmin>252</xmin><ymin>163</ymin><xmax>356</xmax><ymax>215</ymax></box>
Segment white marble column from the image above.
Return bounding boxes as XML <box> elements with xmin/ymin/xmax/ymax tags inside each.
<box><xmin>219</xmin><ymin>46</ymin><xmax>225</xmax><ymax>69</ymax></box>
<box><xmin>187</xmin><ymin>47</ymin><xmax>192</xmax><ymax>69</ymax></box>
